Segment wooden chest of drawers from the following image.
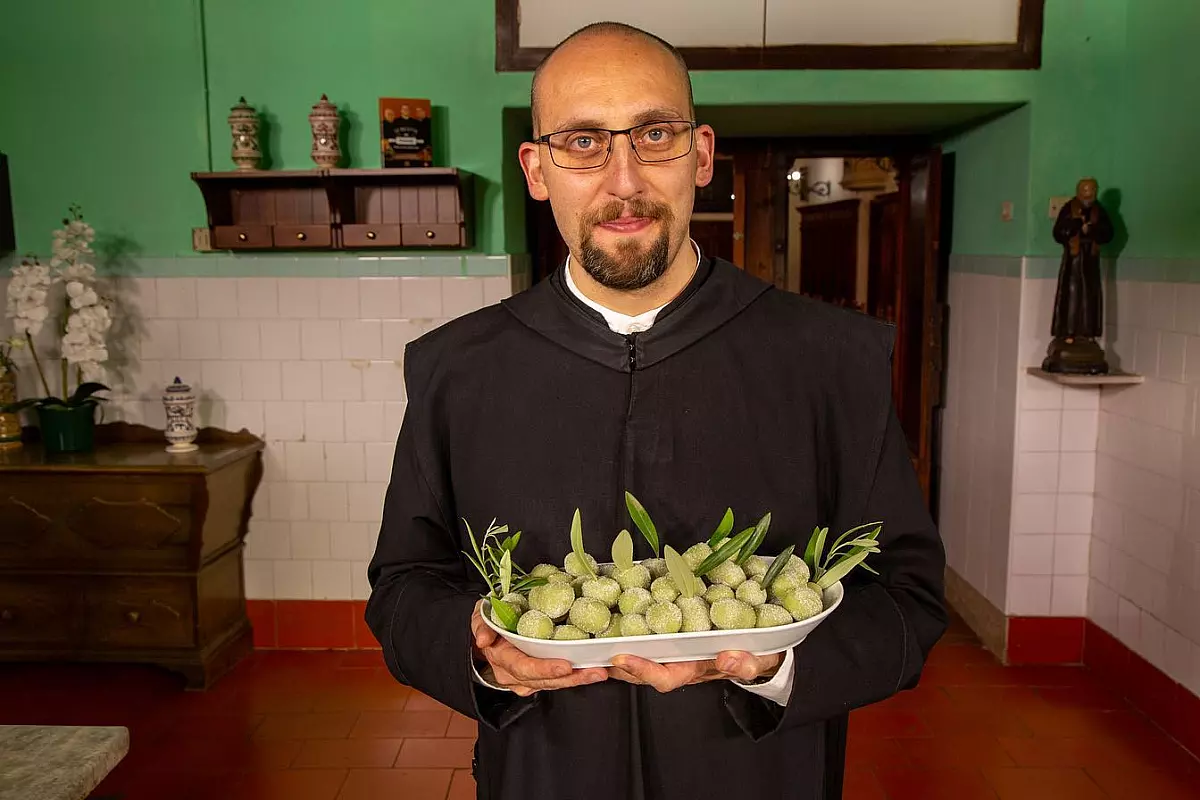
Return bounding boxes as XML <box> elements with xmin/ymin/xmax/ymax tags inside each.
<box><xmin>0</xmin><ymin>423</ymin><xmax>263</xmax><ymax>689</ymax></box>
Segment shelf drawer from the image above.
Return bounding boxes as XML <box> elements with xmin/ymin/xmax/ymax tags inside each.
<box><xmin>401</xmin><ymin>223</ymin><xmax>461</xmax><ymax>247</ymax></box>
<box><xmin>213</xmin><ymin>225</ymin><xmax>272</xmax><ymax>249</ymax></box>
<box><xmin>275</xmin><ymin>224</ymin><xmax>332</xmax><ymax>249</ymax></box>
<box><xmin>342</xmin><ymin>224</ymin><xmax>401</xmax><ymax>248</ymax></box>
<box><xmin>0</xmin><ymin>579</ymin><xmax>75</xmax><ymax>645</ymax></box>
<box><xmin>85</xmin><ymin>578</ymin><xmax>195</xmax><ymax>650</ymax></box>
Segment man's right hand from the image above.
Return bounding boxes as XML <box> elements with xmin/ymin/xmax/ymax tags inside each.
<box><xmin>471</xmin><ymin>603</ymin><xmax>607</xmax><ymax>697</ymax></box>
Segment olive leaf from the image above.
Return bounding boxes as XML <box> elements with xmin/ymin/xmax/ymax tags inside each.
<box><xmin>804</xmin><ymin>526</ymin><xmax>829</xmax><ymax>577</ymax></box>
<box><xmin>693</xmin><ymin>526</ymin><xmax>755</xmax><ymax>577</ymax></box>
<box><xmin>625</xmin><ymin>491</ymin><xmax>660</xmax><ymax>557</ymax></box>
<box><xmin>500</xmin><ymin>549</ymin><xmax>513</xmax><ymax>597</ymax></box>
<box><xmin>513</xmin><ymin>575</ymin><xmax>549</xmax><ymax>592</ymax></box>
<box><xmin>815</xmin><ymin>547</ymin><xmax>872</xmax><ymax>590</ymax></box>
<box><xmin>488</xmin><ymin>596</ymin><xmax>520</xmax><ymax>632</ymax></box>
<box><xmin>569</xmin><ymin>508</ymin><xmax>596</xmax><ymax>578</ymax></box>
<box><xmin>663</xmin><ymin>545</ymin><xmax>697</xmax><ymax>599</ymax></box>
<box><xmin>735</xmin><ymin>511</ymin><xmax>772</xmax><ymax>565</ymax></box>
<box><xmin>612</xmin><ymin>529</ymin><xmax>635</xmax><ymax>573</ymax></box>
<box><xmin>706</xmin><ymin>507</ymin><xmax>735</xmax><ymax>548</ymax></box>
<box><xmin>759</xmin><ymin>544</ymin><xmax>796</xmax><ymax>595</ymax></box>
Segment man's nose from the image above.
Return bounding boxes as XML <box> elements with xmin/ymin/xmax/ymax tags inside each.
<box><xmin>601</xmin><ymin>134</ymin><xmax>647</xmax><ymax>200</ymax></box>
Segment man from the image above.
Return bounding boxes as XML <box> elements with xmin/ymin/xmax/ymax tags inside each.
<box><xmin>366</xmin><ymin>21</ymin><xmax>946</xmax><ymax>800</ymax></box>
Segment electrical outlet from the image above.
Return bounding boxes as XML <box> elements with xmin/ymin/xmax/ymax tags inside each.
<box><xmin>1001</xmin><ymin>201</ymin><xmax>1014</xmax><ymax>222</ymax></box>
<box><xmin>192</xmin><ymin>226</ymin><xmax>212</xmax><ymax>252</ymax></box>
<box><xmin>1049</xmin><ymin>196</ymin><xmax>1071</xmax><ymax>219</ymax></box>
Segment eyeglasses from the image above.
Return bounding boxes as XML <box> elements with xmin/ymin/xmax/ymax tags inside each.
<box><xmin>535</xmin><ymin>120</ymin><xmax>697</xmax><ymax>170</ymax></box>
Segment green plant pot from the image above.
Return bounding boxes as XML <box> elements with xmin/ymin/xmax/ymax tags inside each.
<box><xmin>37</xmin><ymin>403</ymin><xmax>97</xmax><ymax>454</ymax></box>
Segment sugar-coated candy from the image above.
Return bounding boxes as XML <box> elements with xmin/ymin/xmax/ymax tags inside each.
<box><xmin>704</xmin><ymin>584</ymin><xmax>735</xmax><ymax>603</ymax></box>
<box><xmin>553</xmin><ymin>624</ymin><xmax>589</xmax><ymax>640</ymax></box>
<box><xmin>710</xmin><ymin>597</ymin><xmax>756</xmax><ymax>630</ymax></box>
<box><xmin>582</xmin><ymin>576</ymin><xmax>622</xmax><ymax>606</ymax></box>
<box><xmin>528</xmin><ymin>582</ymin><xmax>575</xmax><ymax>620</ymax></box>
<box><xmin>646</xmin><ymin>601</ymin><xmax>683</xmax><ymax>634</ymax></box>
<box><xmin>564</xmin><ymin>552</ymin><xmax>600</xmax><ymax>578</ymax></box>
<box><xmin>677</xmin><ymin>596</ymin><xmax>712</xmax><ymax>632</ymax></box>
<box><xmin>516</xmin><ymin>609</ymin><xmax>555</xmax><ymax>639</ymax></box>
<box><xmin>735</xmin><ymin>579</ymin><xmax>767</xmax><ymax>607</ymax></box>
<box><xmin>755</xmin><ymin>603</ymin><xmax>793</xmax><ymax>628</ymax></box>
<box><xmin>620</xmin><ymin>613</ymin><xmax>651</xmax><ymax>637</ymax></box>
<box><xmin>617</xmin><ymin>587</ymin><xmax>653</xmax><ymax>615</ymax></box>
<box><xmin>569</xmin><ymin>597</ymin><xmax>612</xmax><ymax>634</ymax></box>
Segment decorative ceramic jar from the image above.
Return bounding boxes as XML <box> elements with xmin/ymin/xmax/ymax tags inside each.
<box><xmin>0</xmin><ymin>372</ymin><xmax>19</xmax><ymax>451</ymax></box>
<box><xmin>308</xmin><ymin>94</ymin><xmax>341</xmax><ymax>168</ymax></box>
<box><xmin>228</xmin><ymin>97</ymin><xmax>262</xmax><ymax>171</ymax></box>
<box><xmin>162</xmin><ymin>377</ymin><xmax>199</xmax><ymax>453</ymax></box>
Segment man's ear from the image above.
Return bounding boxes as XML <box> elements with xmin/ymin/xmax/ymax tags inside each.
<box><xmin>519</xmin><ymin>142</ymin><xmax>550</xmax><ymax>201</ymax></box>
<box><xmin>693</xmin><ymin>124</ymin><xmax>716</xmax><ymax>188</ymax></box>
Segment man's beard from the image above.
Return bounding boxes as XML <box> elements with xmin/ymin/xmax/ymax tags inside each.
<box><xmin>577</xmin><ymin>199</ymin><xmax>674</xmax><ymax>291</ymax></box>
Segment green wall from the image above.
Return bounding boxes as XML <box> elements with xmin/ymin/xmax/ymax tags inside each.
<box><xmin>1</xmin><ymin>0</ymin><xmax>1196</xmax><ymax>263</ymax></box>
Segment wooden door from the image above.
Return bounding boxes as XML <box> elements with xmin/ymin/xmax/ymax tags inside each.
<box><xmin>867</xmin><ymin>192</ymin><xmax>900</xmax><ymax>323</ymax></box>
<box><xmin>893</xmin><ymin>150</ymin><xmax>945</xmax><ymax>503</ymax></box>
<box><xmin>798</xmin><ymin>198</ymin><xmax>859</xmax><ymax>308</ymax></box>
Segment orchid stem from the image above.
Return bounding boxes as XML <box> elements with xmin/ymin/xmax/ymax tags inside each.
<box><xmin>25</xmin><ymin>332</ymin><xmax>52</xmax><ymax>397</ymax></box>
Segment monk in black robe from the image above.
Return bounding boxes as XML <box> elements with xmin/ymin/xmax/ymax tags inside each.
<box><xmin>1050</xmin><ymin>178</ymin><xmax>1113</xmax><ymax>340</ymax></box>
<box><xmin>366</xmin><ymin>21</ymin><xmax>947</xmax><ymax>800</ymax></box>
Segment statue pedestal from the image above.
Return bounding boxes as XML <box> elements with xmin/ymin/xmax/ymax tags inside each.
<box><xmin>1042</xmin><ymin>336</ymin><xmax>1109</xmax><ymax>375</ymax></box>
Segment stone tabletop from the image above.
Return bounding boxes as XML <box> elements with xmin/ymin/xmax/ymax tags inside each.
<box><xmin>0</xmin><ymin>725</ymin><xmax>129</xmax><ymax>800</ymax></box>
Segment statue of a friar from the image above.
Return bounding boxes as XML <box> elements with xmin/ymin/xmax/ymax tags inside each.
<box><xmin>1043</xmin><ymin>177</ymin><xmax>1114</xmax><ymax>374</ymax></box>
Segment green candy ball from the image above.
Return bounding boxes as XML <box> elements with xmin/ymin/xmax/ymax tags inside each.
<box><xmin>641</xmin><ymin>558</ymin><xmax>668</xmax><ymax>579</ymax></box>
<box><xmin>530</xmin><ymin>563</ymin><xmax>560</xmax><ymax>578</ymax></box>
<box><xmin>582</xmin><ymin>576</ymin><xmax>622</xmax><ymax>607</ymax></box>
<box><xmin>597</xmin><ymin>613</ymin><xmax>623</xmax><ymax>638</ymax></box>
<box><xmin>617</xmin><ymin>587</ymin><xmax>653</xmax><ymax>615</ymax></box>
<box><xmin>787</xmin><ymin>555</ymin><xmax>811</xmax><ymax>583</ymax></box>
<box><xmin>678</xmin><ymin>596</ymin><xmax>712</xmax><ymax>632</ymax></box>
<box><xmin>779</xmin><ymin>587</ymin><xmax>824</xmax><ymax>621</ymax></box>
<box><xmin>755</xmin><ymin>603</ymin><xmax>794</xmax><ymax>628</ymax></box>
<box><xmin>768</xmin><ymin>571</ymin><xmax>802</xmax><ymax>599</ymax></box>
<box><xmin>710</xmin><ymin>598</ymin><xmax>756</xmax><ymax>631</ymax></box>
<box><xmin>682</xmin><ymin>543</ymin><xmax>713</xmax><ymax>570</ymax></box>
<box><xmin>569</xmin><ymin>597</ymin><xmax>612</xmax><ymax>634</ymax></box>
<box><xmin>612</xmin><ymin>564</ymin><xmax>652</xmax><ymax>590</ymax></box>
<box><xmin>620</xmin><ymin>613</ymin><xmax>651</xmax><ymax>637</ymax></box>
<box><xmin>650</xmin><ymin>576</ymin><xmax>680</xmax><ymax>603</ymax></box>
<box><xmin>528</xmin><ymin>582</ymin><xmax>575</xmax><ymax>620</ymax></box>
<box><xmin>564</xmin><ymin>552</ymin><xmax>599</xmax><ymax>578</ymax></box>
<box><xmin>704</xmin><ymin>584</ymin><xmax>735</xmax><ymax>604</ymax></box>
<box><xmin>546</xmin><ymin>571</ymin><xmax>574</xmax><ymax>585</ymax></box>
<box><xmin>744</xmin><ymin>555</ymin><xmax>770</xmax><ymax>579</ymax></box>
<box><xmin>598</xmin><ymin>563</ymin><xmax>617</xmax><ymax>578</ymax></box>
<box><xmin>708</xmin><ymin>560</ymin><xmax>747</xmax><ymax>589</ymax></box>
<box><xmin>553</xmin><ymin>624</ymin><xmax>589</xmax><ymax>640</ymax></box>
<box><xmin>500</xmin><ymin>591</ymin><xmax>528</xmax><ymax>615</ymax></box>
<box><xmin>735</xmin><ymin>579</ymin><xmax>768</xmax><ymax>607</ymax></box>
<box><xmin>516</xmin><ymin>609</ymin><xmax>555</xmax><ymax>639</ymax></box>
<box><xmin>646</xmin><ymin>601</ymin><xmax>683</xmax><ymax>634</ymax></box>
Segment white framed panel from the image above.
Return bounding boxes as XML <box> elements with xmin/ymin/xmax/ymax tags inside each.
<box><xmin>517</xmin><ymin>0</ymin><xmax>767</xmax><ymax>49</ymax></box>
<box><xmin>765</xmin><ymin>0</ymin><xmax>1021</xmax><ymax>46</ymax></box>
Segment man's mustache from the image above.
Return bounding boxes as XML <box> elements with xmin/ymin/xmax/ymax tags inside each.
<box><xmin>585</xmin><ymin>199</ymin><xmax>673</xmax><ymax>226</ymax></box>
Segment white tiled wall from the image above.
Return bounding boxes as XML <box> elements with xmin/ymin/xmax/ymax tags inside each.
<box><xmin>1</xmin><ymin>271</ymin><xmax>515</xmax><ymax>602</ymax></box>
<box><xmin>938</xmin><ymin>265</ymin><xmax>1021</xmax><ymax>612</ymax></box>
<box><xmin>1087</xmin><ymin>280</ymin><xmax>1200</xmax><ymax>697</ymax></box>
<box><xmin>1008</xmin><ymin>277</ymin><xmax>1100</xmax><ymax>617</ymax></box>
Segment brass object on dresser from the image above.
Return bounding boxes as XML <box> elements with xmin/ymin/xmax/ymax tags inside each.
<box><xmin>0</xmin><ymin>422</ymin><xmax>264</xmax><ymax>690</ymax></box>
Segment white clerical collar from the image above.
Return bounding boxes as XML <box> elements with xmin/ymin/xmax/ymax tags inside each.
<box><xmin>564</xmin><ymin>239</ymin><xmax>701</xmax><ymax>335</ymax></box>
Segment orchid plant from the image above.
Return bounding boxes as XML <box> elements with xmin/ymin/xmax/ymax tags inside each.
<box><xmin>3</xmin><ymin>205</ymin><xmax>111</xmax><ymax>414</ymax></box>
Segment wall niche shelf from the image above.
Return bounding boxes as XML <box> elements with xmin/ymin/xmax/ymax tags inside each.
<box><xmin>1025</xmin><ymin>366</ymin><xmax>1144</xmax><ymax>386</ymax></box>
<box><xmin>190</xmin><ymin>168</ymin><xmax>474</xmax><ymax>252</ymax></box>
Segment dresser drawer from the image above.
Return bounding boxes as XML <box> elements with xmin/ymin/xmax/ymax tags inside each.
<box><xmin>401</xmin><ymin>223</ymin><xmax>461</xmax><ymax>247</ymax></box>
<box><xmin>85</xmin><ymin>579</ymin><xmax>196</xmax><ymax>650</ymax></box>
<box><xmin>213</xmin><ymin>225</ymin><xmax>272</xmax><ymax>249</ymax></box>
<box><xmin>0</xmin><ymin>579</ymin><xmax>75</xmax><ymax>645</ymax></box>
<box><xmin>274</xmin><ymin>224</ymin><xmax>332</xmax><ymax>249</ymax></box>
<box><xmin>342</xmin><ymin>224</ymin><xmax>401</xmax><ymax>248</ymax></box>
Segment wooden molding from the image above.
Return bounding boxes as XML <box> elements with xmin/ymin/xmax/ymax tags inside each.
<box><xmin>943</xmin><ymin>566</ymin><xmax>1007</xmax><ymax>662</ymax></box>
<box><xmin>496</xmin><ymin>0</ymin><xmax>1045</xmax><ymax>72</ymax></box>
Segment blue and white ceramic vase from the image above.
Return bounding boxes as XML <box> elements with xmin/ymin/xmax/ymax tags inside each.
<box><xmin>162</xmin><ymin>376</ymin><xmax>199</xmax><ymax>453</ymax></box>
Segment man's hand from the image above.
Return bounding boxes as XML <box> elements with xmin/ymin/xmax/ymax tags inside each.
<box><xmin>608</xmin><ymin>651</ymin><xmax>783</xmax><ymax>693</ymax></box>
<box><xmin>471</xmin><ymin>603</ymin><xmax>607</xmax><ymax>697</ymax></box>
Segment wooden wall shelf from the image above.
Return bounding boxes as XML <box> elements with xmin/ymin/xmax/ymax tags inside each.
<box><xmin>190</xmin><ymin>168</ymin><xmax>474</xmax><ymax>252</ymax></box>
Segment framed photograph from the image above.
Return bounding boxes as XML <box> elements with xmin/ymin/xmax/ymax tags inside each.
<box><xmin>379</xmin><ymin>98</ymin><xmax>433</xmax><ymax>167</ymax></box>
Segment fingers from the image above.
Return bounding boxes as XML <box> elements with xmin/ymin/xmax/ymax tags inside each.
<box><xmin>715</xmin><ymin>650</ymin><xmax>782</xmax><ymax>682</ymax></box>
<box><xmin>470</xmin><ymin>603</ymin><xmax>498</xmax><ymax>650</ymax></box>
<box><xmin>489</xmin><ymin>660</ymin><xmax>607</xmax><ymax>694</ymax></box>
<box><xmin>611</xmin><ymin>655</ymin><xmax>712</xmax><ymax>693</ymax></box>
<box><xmin>484</xmin><ymin>638</ymin><xmax>576</xmax><ymax>682</ymax></box>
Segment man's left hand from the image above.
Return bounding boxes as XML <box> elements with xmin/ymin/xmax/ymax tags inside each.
<box><xmin>608</xmin><ymin>651</ymin><xmax>783</xmax><ymax>693</ymax></box>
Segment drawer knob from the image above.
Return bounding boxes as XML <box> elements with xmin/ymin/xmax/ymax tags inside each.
<box><xmin>296</xmin><ymin>232</ymin><xmax>307</xmax><ymax>241</ymax></box>
<box><xmin>425</xmin><ymin>229</ymin><xmax>435</xmax><ymax>239</ymax></box>
<box><xmin>238</xmin><ymin>232</ymin><xmax>248</xmax><ymax>242</ymax></box>
<box><xmin>0</xmin><ymin>609</ymin><xmax>12</xmax><ymax>622</ymax></box>
<box><xmin>125</xmin><ymin>610</ymin><xmax>141</xmax><ymax>624</ymax></box>
<box><xmin>366</xmin><ymin>231</ymin><xmax>377</xmax><ymax>240</ymax></box>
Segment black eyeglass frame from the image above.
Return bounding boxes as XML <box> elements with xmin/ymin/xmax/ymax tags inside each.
<box><xmin>533</xmin><ymin>120</ymin><xmax>698</xmax><ymax>170</ymax></box>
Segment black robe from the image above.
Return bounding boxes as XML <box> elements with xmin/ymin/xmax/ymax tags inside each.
<box><xmin>1051</xmin><ymin>199</ymin><xmax>1114</xmax><ymax>339</ymax></box>
<box><xmin>365</xmin><ymin>257</ymin><xmax>947</xmax><ymax>800</ymax></box>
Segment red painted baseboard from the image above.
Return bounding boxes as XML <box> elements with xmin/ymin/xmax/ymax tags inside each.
<box><xmin>246</xmin><ymin>600</ymin><xmax>382</xmax><ymax>650</ymax></box>
<box><xmin>1006</xmin><ymin>616</ymin><xmax>1085</xmax><ymax>665</ymax></box>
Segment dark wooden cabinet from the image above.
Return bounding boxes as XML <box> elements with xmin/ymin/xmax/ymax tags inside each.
<box><xmin>192</xmin><ymin>167</ymin><xmax>474</xmax><ymax>252</ymax></box>
<box><xmin>0</xmin><ymin>423</ymin><xmax>263</xmax><ymax>690</ymax></box>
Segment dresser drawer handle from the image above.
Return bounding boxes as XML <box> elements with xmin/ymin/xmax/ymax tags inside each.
<box><xmin>366</xmin><ymin>231</ymin><xmax>377</xmax><ymax>240</ymax></box>
<box><xmin>425</xmin><ymin>229</ymin><xmax>435</xmax><ymax>239</ymax></box>
<box><xmin>0</xmin><ymin>609</ymin><xmax>12</xmax><ymax>622</ymax></box>
<box><xmin>125</xmin><ymin>610</ymin><xmax>141</xmax><ymax>623</ymax></box>
<box><xmin>238</xmin><ymin>232</ymin><xmax>248</xmax><ymax>242</ymax></box>
<box><xmin>296</xmin><ymin>232</ymin><xmax>307</xmax><ymax>241</ymax></box>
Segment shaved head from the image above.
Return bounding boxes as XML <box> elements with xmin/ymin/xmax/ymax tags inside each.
<box><xmin>530</xmin><ymin>22</ymin><xmax>695</xmax><ymax>136</ymax></box>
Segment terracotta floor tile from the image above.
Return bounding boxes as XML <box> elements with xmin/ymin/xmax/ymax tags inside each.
<box><xmin>1016</xmin><ymin>707</ymin><xmax>1160</xmax><ymax>739</ymax></box>
<box><xmin>982</xmin><ymin>766</ymin><xmax>1107</xmax><ymax>800</ymax></box>
<box><xmin>395</xmin><ymin>737</ymin><xmax>476</xmax><ymax>769</ymax></box>
<box><xmin>230</xmin><ymin>768</ymin><xmax>348</xmax><ymax>800</ymax></box>
<box><xmin>446</xmin><ymin>712</ymin><xmax>479</xmax><ymax>738</ymax></box>
<box><xmin>349</xmin><ymin>709</ymin><xmax>451</xmax><ymax>738</ymax></box>
<box><xmin>845</xmin><ymin>735</ymin><xmax>912</xmax><ymax>770</ymax></box>
<box><xmin>842</xmin><ymin>767</ymin><xmax>887</xmax><ymax>800</ymax></box>
<box><xmin>448</xmin><ymin>768</ymin><xmax>477</xmax><ymax>800</ymax></box>
<box><xmin>1035</xmin><ymin>684</ymin><xmax>1131</xmax><ymax>710</ymax></box>
<box><xmin>404</xmin><ymin>691</ymin><xmax>452</xmax><ymax>712</ymax></box>
<box><xmin>308</xmin><ymin>685</ymin><xmax>411</xmax><ymax>713</ymax></box>
<box><xmin>874</xmin><ymin>767</ymin><xmax>999</xmax><ymax>800</ymax></box>
<box><xmin>996</xmin><ymin>737</ymin><xmax>1099</xmax><ymax>768</ymax></box>
<box><xmin>252</xmin><ymin>711</ymin><xmax>360</xmax><ymax>740</ymax></box>
<box><xmin>849</xmin><ymin>706</ymin><xmax>930</xmax><ymax>738</ymax></box>
<box><xmin>895</xmin><ymin>734</ymin><xmax>1016</xmax><ymax>770</ymax></box>
<box><xmin>918</xmin><ymin>706</ymin><xmax>1034</xmax><ymax>738</ymax></box>
<box><xmin>292</xmin><ymin>738</ymin><xmax>404</xmax><ymax>769</ymax></box>
<box><xmin>1084</xmin><ymin>763</ymin><xmax>1200</xmax><ymax>800</ymax></box>
<box><xmin>334</xmin><ymin>768</ymin><xmax>454</xmax><ymax>800</ymax></box>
